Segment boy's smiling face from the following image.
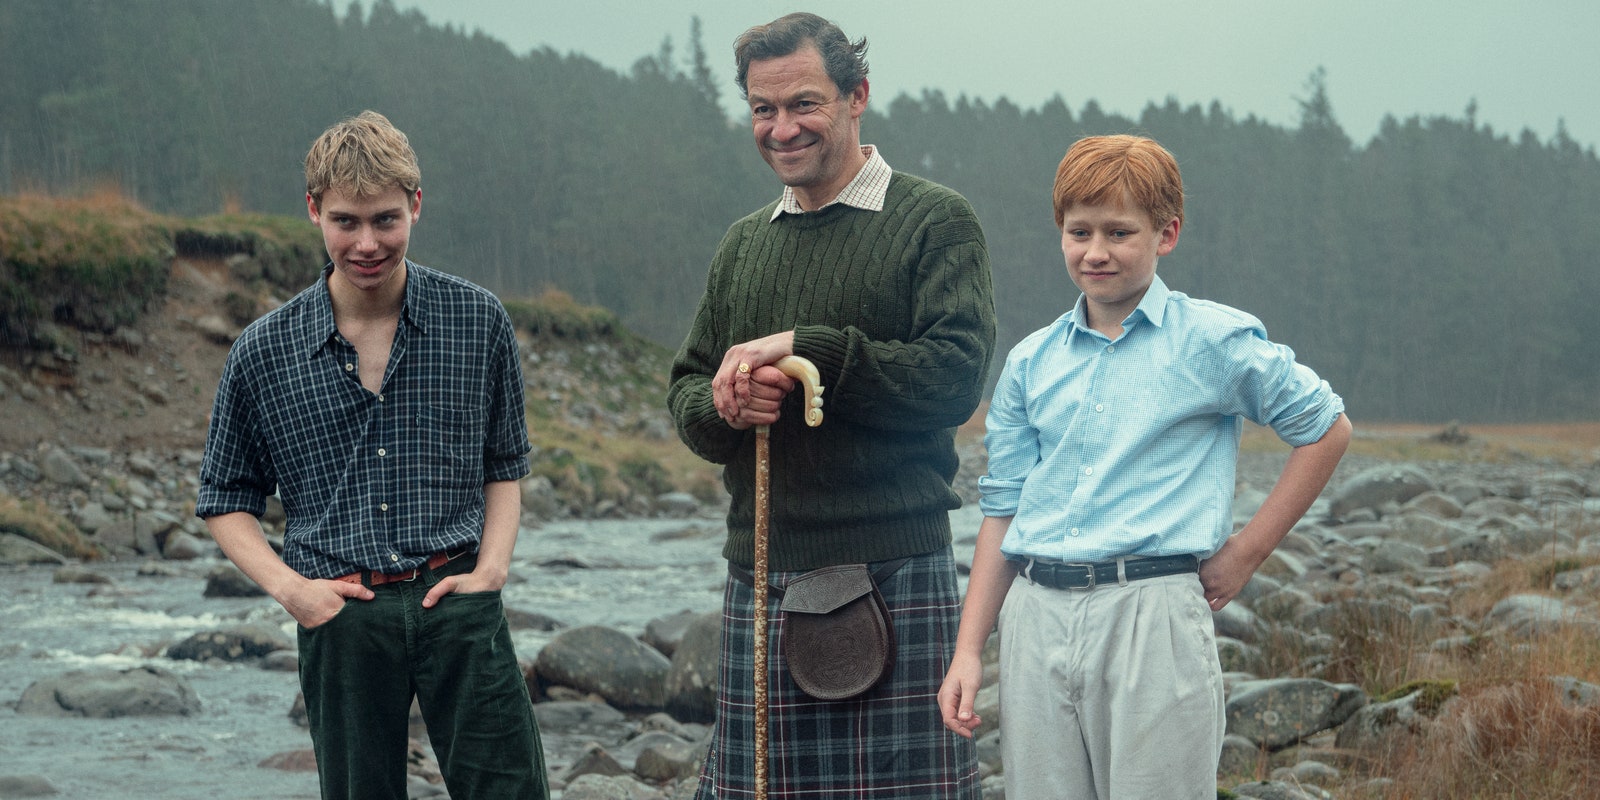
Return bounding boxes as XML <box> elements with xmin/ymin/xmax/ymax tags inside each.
<box><xmin>1060</xmin><ymin>196</ymin><xmax>1181</xmax><ymax>336</ymax></box>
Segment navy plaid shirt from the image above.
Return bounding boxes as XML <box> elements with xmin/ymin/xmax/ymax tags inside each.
<box><xmin>197</xmin><ymin>262</ymin><xmax>530</xmax><ymax>580</ymax></box>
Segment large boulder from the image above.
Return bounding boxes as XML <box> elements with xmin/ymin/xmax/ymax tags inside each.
<box><xmin>662</xmin><ymin>611</ymin><xmax>721</xmax><ymax>723</ymax></box>
<box><xmin>0</xmin><ymin>533</ymin><xmax>69</xmax><ymax>565</ymax></box>
<box><xmin>1330</xmin><ymin>465</ymin><xmax>1436</xmax><ymax>518</ymax></box>
<box><xmin>16</xmin><ymin>666</ymin><xmax>201</xmax><ymax>718</ymax></box>
<box><xmin>1225</xmin><ymin>678</ymin><xmax>1367</xmax><ymax>749</ymax></box>
<box><xmin>536</xmin><ymin>625</ymin><xmax>672</xmax><ymax>710</ymax></box>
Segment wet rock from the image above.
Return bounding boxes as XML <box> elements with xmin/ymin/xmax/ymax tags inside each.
<box><xmin>52</xmin><ymin>565</ymin><xmax>112</xmax><ymax>584</ymax></box>
<box><xmin>654</xmin><ymin>492</ymin><xmax>700</xmax><ymax>517</ymax></box>
<box><xmin>203</xmin><ymin>563</ymin><xmax>267</xmax><ymax>597</ymax></box>
<box><xmin>536</xmin><ymin>626</ymin><xmax>672</xmax><ymax>710</ymax></box>
<box><xmin>629</xmin><ymin>734</ymin><xmax>700</xmax><ymax>782</ymax></box>
<box><xmin>259</xmin><ymin>749</ymin><xmax>318</xmax><ymax>772</ymax></box>
<box><xmin>663</xmin><ymin>611</ymin><xmax>720</xmax><ymax>724</ymax></box>
<box><xmin>0</xmin><ymin>774</ymin><xmax>60</xmax><ymax>797</ymax></box>
<box><xmin>642</xmin><ymin>609</ymin><xmax>699</xmax><ymax>658</ymax></box>
<box><xmin>16</xmin><ymin>666</ymin><xmax>201</xmax><ymax>718</ymax></box>
<box><xmin>167</xmin><ymin>624</ymin><xmax>294</xmax><ymax>662</ymax></box>
<box><xmin>505</xmin><ymin>606</ymin><xmax>566</xmax><ymax>632</ymax></box>
<box><xmin>160</xmin><ymin>530</ymin><xmax>210</xmax><ymax>560</ymax></box>
<box><xmin>562</xmin><ymin>742</ymin><xmax>630</xmax><ymax>783</ymax></box>
<box><xmin>531</xmin><ymin>700</ymin><xmax>629</xmax><ymax>740</ymax></box>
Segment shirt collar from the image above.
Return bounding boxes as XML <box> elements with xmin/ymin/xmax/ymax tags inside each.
<box><xmin>1064</xmin><ymin>274</ymin><xmax>1172</xmax><ymax>342</ymax></box>
<box><xmin>771</xmin><ymin>145</ymin><xmax>890</xmax><ymax>221</ymax></box>
<box><xmin>300</xmin><ymin>261</ymin><xmax>428</xmax><ymax>357</ymax></box>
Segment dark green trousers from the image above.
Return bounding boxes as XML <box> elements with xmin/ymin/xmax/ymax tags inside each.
<box><xmin>297</xmin><ymin>555</ymin><xmax>548</xmax><ymax>799</ymax></box>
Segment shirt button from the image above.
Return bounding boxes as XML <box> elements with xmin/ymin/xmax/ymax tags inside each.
<box><xmin>1070</xmin><ymin>528</ymin><xmax>1081</xmax><ymax>537</ymax></box>
<box><xmin>378</xmin><ymin>448</ymin><xmax>387</xmax><ymax>457</ymax></box>
<box><xmin>345</xmin><ymin>362</ymin><xmax>355</xmax><ymax>372</ymax></box>
<box><xmin>1105</xmin><ymin>345</ymin><xmax>1115</xmax><ymax>353</ymax></box>
<box><xmin>380</xmin><ymin>503</ymin><xmax>389</xmax><ymax>512</ymax></box>
<box><xmin>378</xmin><ymin>394</ymin><xmax>385</xmax><ymax>402</ymax></box>
<box><xmin>1083</xmin><ymin>466</ymin><xmax>1094</xmax><ymax>476</ymax></box>
<box><xmin>390</xmin><ymin>553</ymin><xmax>399</xmax><ymax>562</ymax></box>
<box><xmin>1095</xmin><ymin>403</ymin><xmax>1104</xmax><ymax>413</ymax></box>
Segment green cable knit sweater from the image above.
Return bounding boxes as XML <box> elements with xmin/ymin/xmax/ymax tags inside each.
<box><xmin>668</xmin><ymin>172</ymin><xmax>997</xmax><ymax>571</ymax></box>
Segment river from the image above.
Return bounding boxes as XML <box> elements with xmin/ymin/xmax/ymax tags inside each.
<box><xmin>1</xmin><ymin>508</ymin><xmax>986</xmax><ymax>799</ymax></box>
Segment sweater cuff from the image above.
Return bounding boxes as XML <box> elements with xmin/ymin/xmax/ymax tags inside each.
<box><xmin>792</xmin><ymin>325</ymin><xmax>851</xmax><ymax>388</ymax></box>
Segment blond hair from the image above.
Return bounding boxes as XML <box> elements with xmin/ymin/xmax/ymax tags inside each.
<box><xmin>304</xmin><ymin>110</ymin><xmax>420</xmax><ymax>205</ymax></box>
<box><xmin>1052</xmin><ymin>134</ymin><xmax>1184</xmax><ymax>229</ymax></box>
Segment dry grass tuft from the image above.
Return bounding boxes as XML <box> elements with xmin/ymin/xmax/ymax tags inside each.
<box><xmin>1373</xmin><ymin>681</ymin><xmax>1600</xmax><ymax>799</ymax></box>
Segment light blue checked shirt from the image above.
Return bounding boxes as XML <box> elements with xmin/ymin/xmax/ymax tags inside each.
<box><xmin>197</xmin><ymin>262</ymin><xmax>530</xmax><ymax>579</ymax></box>
<box><xmin>979</xmin><ymin>275</ymin><xmax>1344</xmax><ymax>563</ymax></box>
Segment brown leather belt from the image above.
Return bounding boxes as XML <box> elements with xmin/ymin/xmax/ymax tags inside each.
<box><xmin>332</xmin><ymin>546</ymin><xmax>474</xmax><ymax>587</ymax></box>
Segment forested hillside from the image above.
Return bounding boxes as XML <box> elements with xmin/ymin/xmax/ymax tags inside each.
<box><xmin>2</xmin><ymin>0</ymin><xmax>1597</xmax><ymax>422</ymax></box>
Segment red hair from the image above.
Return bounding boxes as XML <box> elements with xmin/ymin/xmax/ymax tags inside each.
<box><xmin>1052</xmin><ymin>135</ymin><xmax>1184</xmax><ymax>229</ymax></box>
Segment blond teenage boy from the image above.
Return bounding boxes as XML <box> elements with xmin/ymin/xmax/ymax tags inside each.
<box><xmin>937</xmin><ymin>134</ymin><xmax>1351</xmax><ymax>799</ymax></box>
<box><xmin>197</xmin><ymin>111</ymin><xmax>547</xmax><ymax>799</ymax></box>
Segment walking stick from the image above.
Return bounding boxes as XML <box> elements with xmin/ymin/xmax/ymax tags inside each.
<box><xmin>749</xmin><ymin>355</ymin><xmax>824</xmax><ymax>800</ymax></box>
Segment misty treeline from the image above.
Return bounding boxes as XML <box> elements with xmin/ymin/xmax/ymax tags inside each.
<box><xmin>2</xmin><ymin>0</ymin><xmax>1597</xmax><ymax>422</ymax></box>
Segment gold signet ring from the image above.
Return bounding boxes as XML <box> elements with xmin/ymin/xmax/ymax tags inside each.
<box><xmin>738</xmin><ymin>363</ymin><xmax>751</xmax><ymax>374</ymax></box>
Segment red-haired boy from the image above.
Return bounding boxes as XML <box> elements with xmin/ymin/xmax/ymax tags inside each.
<box><xmin>938</xmin><ymin>134</ymin><xmax>1351</xmax><ymax>798</ymax></box>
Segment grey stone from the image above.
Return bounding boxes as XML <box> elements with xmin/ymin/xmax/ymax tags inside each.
<box><xmin>203</xmin><ymin>563</ymin><xmax>267</xmax><ymax>597</ymax></box>
<box><xmin>1548</xmin><ymin>676</ymin><xmax>1600</xmax><ymax>708</ymax></box>
<box><xmin>560</xmin><ymin>773</ymin><xmax>667</xmax><ymax>800</ymax></box>
<box><xmin>562</xmin><ymin>742</ymin><xmax>630</xmax><ymax>783</ymax></box>
<box><xmin>16</xmin><ymin>666</ymin><xmax>201</xmax><ymax>718</ymax></box>
<box><xmin>642</xmin><ymin>609</ymin><xmax>699</xmax><ymax>658</ymax></box>
<box><xmin>1213</xmin><ymin>601</ymin><xmax>1264</xmax><ymax>643</ymax></box>
<box><xmin>1225</xmin><ymin>678</ymin><xmax>1368</xmax><ymax>749</ymax></box>
<box><xmin>1271</xmin><ymin>759</ymin><xmax>1341</xmax><ymax>787</ymax></box>
<box><xmin>0</xmin><ymin>774</ymin><xmax>60</xmax><ymax>797</ymax></box>
<box><xmin>167</xmin><ymin>624</ymin><xmax>294</xmax><ymax>662</ymax></box>
<box><xmin>1331</xmin><ymin>465</ymin><xmax>1435</xmax><ymax>518</ymax></box>
<box><xmin>654</xmin><ymin>492</ymin><xmax>700</xmax><ymax>517</ymax></box>
<box><xmin>663</xmin><ymin>612</ymin><xmax>720</xmax><ymax>723</ymax></box>
<box><xmin>0</xmin><ymin>533</ymin><xmax>69</xmax><ymax>565</ymax></box>
<box><xmin>1364</xmin><ymin>539</ymin><xmax>1429</xmax><ymax>573</ymax></box>
<box><xmin>1218</xmin><ymin>733</ymin><xmax>1262</xmax><ymax>778</ymax></box>
<box><xmin>1483</xmin><ymin>593</ymin><xmax>1599</xmax><ymax>638</ymax></box>
<box><xmin>40</xmin><ymin>447</ymin><xmax>90</xmax><ymax>488</ymax></box>
<box><xmin>160</xmin><ymin>530</ymin><xmax>210</xmax><ymax>560</ymax></box>
<box><xmin>531</xmin><ymin>700</ymin><xmax>628</xmax><ymax>738</ymax></box>
<box><xmin>1231</xmin><ymin>779</ymin><xmax>1334</xmax><ymax>799</ymax></box>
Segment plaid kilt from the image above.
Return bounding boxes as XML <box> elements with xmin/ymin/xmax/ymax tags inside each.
<box><xmin>694</xmin><ymin>548</ymin><xmax>980</xmax><ymax>799</ymax></box>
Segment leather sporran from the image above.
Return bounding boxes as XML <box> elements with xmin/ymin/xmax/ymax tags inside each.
<box><xmin>780</xmin><ymin>563</ymin><xmax>896</xmax><ymax>701</ymax></box>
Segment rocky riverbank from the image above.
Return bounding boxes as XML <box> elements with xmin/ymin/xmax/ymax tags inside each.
<box><xmin>5</xmin><ymin>440</ymin><xmax>1599</xmax><ymax>799</ymax></box>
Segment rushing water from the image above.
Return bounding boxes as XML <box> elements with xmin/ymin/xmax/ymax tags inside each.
<box><xmin>1</xmin><ymin>508</ymin><xmax>985</xmax><ymax>799</ymax></box>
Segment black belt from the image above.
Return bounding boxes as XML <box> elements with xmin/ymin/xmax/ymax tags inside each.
<box><xmin>1017</xmin><ymin>554</ymin><xmax>1199</xmax><ymax>591</ymax></box>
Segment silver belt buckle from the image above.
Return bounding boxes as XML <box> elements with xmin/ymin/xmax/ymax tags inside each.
<box><xmin>1063</xmin><ymin>562</ymin><xmax>1097</xmax><ymax>590</ymax></box>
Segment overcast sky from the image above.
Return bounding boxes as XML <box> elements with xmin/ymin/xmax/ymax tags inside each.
<box><xmin>367</xmin><ymin>0</ymin><xmax>1597</xmax><ymax>150</ymax></box>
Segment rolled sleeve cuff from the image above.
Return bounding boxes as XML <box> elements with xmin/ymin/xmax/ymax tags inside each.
<box><xmin>195</xmin><ymin>486</ymin><xmax>267</xmax><ymax>520</ymax></box>
<box><xmin>1271</xmin><ymin>384</ymin><xmax>1346</xmax><ymax>447</ymax></box>
<box><xmin>977</xmin><ymin>475</ymin><xmax>1022</xmax><ymax>518</ymax></box>
<box><xmin>484</xmin><ymin>454</ymin><xmax>530</xmax><ymax>484</ymax></box>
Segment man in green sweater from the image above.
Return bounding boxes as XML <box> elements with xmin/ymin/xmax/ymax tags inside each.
<box><xmin>667</xmin><ymin>12</ymin><xmax>994</xmax><ymax>799</ymax></box>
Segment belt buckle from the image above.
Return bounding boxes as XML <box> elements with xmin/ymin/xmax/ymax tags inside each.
<box><xmin>1061</xmin><ymin>563</ymin><xmax>1097</xmax><ymax>591</ymax></box>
